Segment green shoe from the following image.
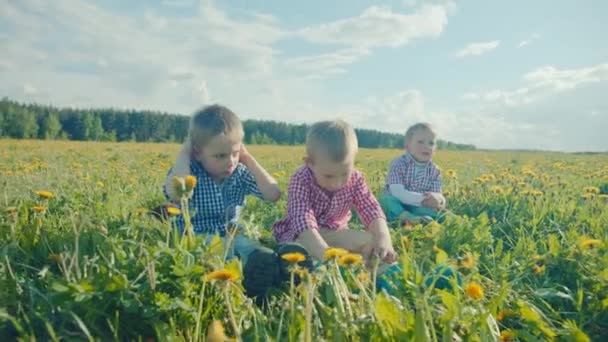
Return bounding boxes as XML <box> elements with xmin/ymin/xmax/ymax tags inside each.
<box><xmin>242</xmin><ymin>247</ymin><xmax>281</xmax><ymax>304</ymax></box>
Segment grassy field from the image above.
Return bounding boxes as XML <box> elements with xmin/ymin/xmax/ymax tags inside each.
<box><xmin>1</xmin><ymin>139</ymin><xmax>607</xmax><ymax>341</ymax></box>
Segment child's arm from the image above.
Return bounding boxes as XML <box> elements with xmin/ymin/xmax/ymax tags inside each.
<box><xmin>296</xmin><ymin>229</ymin><xmax>330</xmax><ymax>261</ymax></box>
<box><xmin>239</xmin><ymin>145</ymin><xmax>281</xmax><ymax>202</ymax></box>
<box><xmin>164</xmin><ymin>140</ymin><xmax>193</xmax><ymax>202</ymax></box>
<box><xmin>367</xmin><ymin>218</ymin><xmax>397</xmax><ymax>264</ymax></box>
<box><xmin>388</xmin><ymin>184</ymin><xmax>425</xmax><ymax>206</ymax></box>
<box><xmin>353</xmin><ymin>172</ymin><xmax>396</xmax><ymax>263</ymax></box>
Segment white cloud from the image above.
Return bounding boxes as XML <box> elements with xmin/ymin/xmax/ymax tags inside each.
<box><xmin>464</xmin><ymin>63</ymin><xmax>608</xmax><ymax>106</ymax></box>
<box><xmin>23</xmin><ymin>83</ymin><xmax>38</xmax><ymax>95</ymax></box>
<box><xmin>299</xmin><ymin>5</ymin><xmax>448</xmax><ymax>48</ymax></box>
<box><xmin>455</xmin><ymin>40</ymin><xmax>500</xmax><ymax>58</ymax></box>
<box><xmin>284</xmin><ymin>48</ymin><xmax>371</xmax><ymax>78</ymax></box>
<box><xmin>518</xmin><ymin>33</ymin><xmax>541</xmax><ymax>48</ymax></box>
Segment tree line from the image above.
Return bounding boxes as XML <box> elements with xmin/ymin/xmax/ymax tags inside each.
<box><xmin>0</xmin><ymin>98</ymin><xmax>475</xmax><ymax>150</ymax></box>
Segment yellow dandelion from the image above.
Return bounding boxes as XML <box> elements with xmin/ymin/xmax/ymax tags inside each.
<box><xmin>490</xmin><ymin>185</ymin><xmax>504</xmax><ymax>195</ymax></box>
<box><xmin>96</xmin><ymin>181</ymin><xmax>104</xmax><ymax>187</ymax></box>
<box><xmin>184</xmin><ymin>175</ymin><xmax>197</xmax><ymax>192</ymax></box>
<box><xmin>206</xmin><ymin>320</ymin><xmax>227</xmax><ymax>342</ymax></box>
<box><xmin>530</xmin><ymin>190</ymin><xmax>543</xmax><ymax>197</ymax></box>
<box><xmin>338</xmin><ymin>253</ymin><xmax>363</xmax><ymax>266</ymax></box>
<box><xmin>32</xmin><ymin>205</ymin><xmax>47</xmax><ymax>213</ymax></box>
<box><xmin>401</xmin><ymin>236</ymin><xmax>411</xmax><ymax>249</ymax></box>
<box><xmin>579</xmin><ymin>239</ymin><xmax>602</xmax><ymax>250</ymax></box>
<box><xmin>34</xmin><ymin>190</ymin><xmax>54</xmax><ymax>199</ymax></box>
<box><xmin>205</xmin><ymin>270</ymin><xmax>239</xmax><ymax>282</ymax></box>
<box><xmin>533</xmin><ymin>264</ymin><xmax>545</xmax><ymax>274</ymax></box>
<box><xmin>281</xmin><ymin>252</ymin><xmax>306</xmax><ymax>263</ymax></box>
<box><xmin>499</xmin><ymin>330</ymin><xmax>516</xmax><ymax>341</ymax></box>
<box><xmin>465</xmin><ymin>282</ymin><xmax>484</xmax><ymax>300</ymax></box>
<box><xmin>581</xmin><ymin>193</ymin><xmax>595</xmax><ymax>200</ymax></box>
<box><xmin>166</xmin><ymin>206</ymin><xmax>181</xmax><ymax>216</ymax></box>
<box><xmin>445</xmin><ymin>169</ymin><xmax>457</xmax><ymax>179</ymax></box>
<box><xmin>460</xmin><ymin>252</ymin><xmax>477</xmax><ymax>269</ymax></box>
<box><xmin>324</xmin><ymin>247</ymin><xmax>349</xmax><ymax>260</ymax></box>
<box><xmin>4</xmin><ymin>206</ymin><xmax>18</xmax><ymax>214</ymax></box>
<box><xmin>356</xmin><ymin>272</ymin><xmax>370</xmax><ymax>283</ymax></box>
<box><xmin>583</xmin><ymin>186</ymin><xmax>600</xmax><ymax>194</ymax></box>
<box><xmin>496</xmin><ymin>310</ymin><xmax>508</xmax><ymax>321</ymax></box>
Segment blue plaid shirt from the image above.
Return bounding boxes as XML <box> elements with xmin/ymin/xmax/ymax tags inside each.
<box><xmin>163</xmin><ymin>160</ymin><xmax>263</xmax><ymax>236</ymax></box>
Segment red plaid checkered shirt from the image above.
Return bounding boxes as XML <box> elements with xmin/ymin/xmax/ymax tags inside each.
<box><xmin>273</xmin><ymin>165</ymin><xmax>386</xmax><ymax>243</ymax></box>
<box><xmin>385</xmin><ymin>153</ymin><xmax>442</xmax><ymax>194</ymax></box>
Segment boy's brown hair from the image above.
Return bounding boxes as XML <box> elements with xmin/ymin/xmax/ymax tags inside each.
<box><xmin>306</xmin><ymin>120</ymin><xmax>358</xmax><ymax>162</ymax></box>
<box><xmin>404</xmin><ymin>122</ymin><xmax>436</xmax><ymax>143</ymax></box>
<box><xmin>189</xmin><ymin>104</ymin><xmax>244</xmax><ymax>148</ymax></box>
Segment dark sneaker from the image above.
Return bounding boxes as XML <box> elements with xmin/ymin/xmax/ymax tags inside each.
<box><xmin>242</xmin><ymin>247</ymin><xmax>281</xmax><ymax>304</ymax></box>
<box><xmin>276</xmin><ymin>243</ymin><xmax>314</xmax><ymax>284</ymax></box>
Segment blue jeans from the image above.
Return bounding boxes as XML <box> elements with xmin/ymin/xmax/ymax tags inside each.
<box><xmin>379</xmin><ymin>194</ymin><xmax>444</xmax><ymax>223</ymax></box>
<box><xmin>199</xmin><ymin>233</ymin><xmax>261</xmax><ymax>264</ymax></box>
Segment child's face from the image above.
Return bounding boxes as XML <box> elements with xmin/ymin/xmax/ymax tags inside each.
<box><xmin>193</xmin><ymin>134</ymin><xmax>241</xmax><ymax>182</ymax></box>
<box><xmin>308</xmin><ymin>152</ymin><xmax>355</xmax><ymax>192</ymax></box>
<box><xmin>405</xmin><ymin>129</ymin><xmax>436</xmax><ymax>162</ymax></box>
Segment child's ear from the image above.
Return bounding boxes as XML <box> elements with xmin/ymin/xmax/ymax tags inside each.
<box><xmin>303</xmin><ymin>156</ymin><xmax>313</xmax><ymax>165</ymax></box>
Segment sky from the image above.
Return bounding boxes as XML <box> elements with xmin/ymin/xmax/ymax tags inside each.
<box><xmin>1</xmin><ymin>0</ymin><xmax>607</xmax><ymax>151</ymax></box>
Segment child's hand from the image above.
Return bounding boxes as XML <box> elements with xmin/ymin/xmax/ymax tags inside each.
<box><xmin>422</xmin><ymin>192</ymin><xmax>444</xmax><ymax>210</ymax></box>
<box><xmin>239</xmin><ymin>144</ymin><xmax>253</xmax><ymax>164</ymax></box>
<box><xmin>370</xmin><ymin>235</ymin><xmax>397</xmax><ymax>264</ymax></box>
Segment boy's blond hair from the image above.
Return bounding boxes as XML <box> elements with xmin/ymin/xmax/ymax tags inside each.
<box><xmin>189</xmin><ymin>104</ymin><xmax>244</xmax><ymax>148</ymax></box>
<box><xmin>404</xmin><ymin>122</ymin><xmax>436</xmax><ymax>143</ymax></box>
<box><xmin>306</xmin><ymin>120</ymin><xmax>358</xmax><ymax>162</ymax></box>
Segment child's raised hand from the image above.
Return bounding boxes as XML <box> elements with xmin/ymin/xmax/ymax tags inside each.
<box><xmin>239</xmin><ymin>143</ymin><xmax>252</xmax><ymax>164</ymax></box>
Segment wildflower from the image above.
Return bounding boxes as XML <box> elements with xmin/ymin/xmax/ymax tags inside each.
<box><xmin>281</xmin><ymin>252</ymin><xmax>306</xmax><ymax>263</ymax></box>
<box><xmin>356</xmin><ymin>272</ymin><xmax>370</xmax><ymax>283</ymax></box>
<box><xmin>166</xmin><ymin>206</ymin><xmax>181</xmax><ymax>216</ymax></box>
<box><xmin>184</xmin><ymin>175</ymin><xmax>197</xmax><ymax>192</ymax></box>
<box><xmin>96</xmin><ymin>181</ymin><xmax>104</xmax><ymax>187</ymax></box>
<box><xmin>580</xmin><ymin>239</ymin><xmax>602</xmax><ymax>250</ymax></box>
<box><xmin>533</xmin><ymin>264</ymin><xmax>545</xmax><ymax>274</ymax></box>
<box><xmin>465</xmin><ymin>282</ymin><xmax>484</xmax><ymax>300</ymax></box>
<box><xmin>338</xmin><ymin>253</ymin><xmax>363</xmax><ymax>266</ymax></box>
<box><xmin>445</xmin><ymin>169</ymin><xmax>457</xmax><ymax>179</ymax></box>
<box><xmin>496</xmin><ymin>310</ymin><xmax>507</xmax><ymax>321</ymax></box>
<box><xmin>401</xmin><ymin>236</ymin><xmax>411</xmax><ymax>249</ymax></box>
<box><xmin>460</xmin><ymin>252</ymin><xmax>477</xmax><ymax>269</ymax></box>
<box><xmin>32</xmin><ymin>205</ymin><xmax>47</xmax><ymax>213</ymax></box>
<box><xmin>530</xmin><ymin>190</ymin><xmax>543</xmax><ymax>197</ymax></box>
<box><xmin>206</xmin><ymin>320</ymin><xmax>228</xmax><ymax>342</ymax></box>
<box><xmin>34</xmin><ymin>190</ymin><xmax>54</xmax><ymax>199</ymax></box>
<box><xmin>206</xmin><ymin>270</ymin><xmax>239</xmax><ymax>282</ymax></box>
<box><xmin>490</xmin><ymin>185</ymin><xmax>504</xmax><ymax>195</ymax></box>
<box><xmin>583</xmin><ymin>186</ymin><xmax>600</xmax><ymax>194</ymax></box>
<box><xmin>499</xmin><ymin>330</ymin><xmax>516</xmax><ymax>341</ymax></box>
<box><xmin>4</xmin><ymin>206</ymin><xmax>18</xmax><ymax>215</ymax></box>
<box><xmin>172</xmin><ymin>176</ymin><xmax>186</xmax><ymax>193</ymax></box>
<box><xmin>324</xmin><ymin>247</ymin><xmax>349</xmax><ymax>260</ymax></box>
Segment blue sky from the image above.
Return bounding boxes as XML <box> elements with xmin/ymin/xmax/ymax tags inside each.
<box><xmin>1</xmin><ymin>0</ymin><xmax>607</xmax><ymax>151</ymax></box>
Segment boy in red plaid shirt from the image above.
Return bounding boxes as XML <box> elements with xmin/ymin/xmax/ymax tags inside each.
<box><xmin>273</xmin><ymin>120</ymin><xmax>397</xmax><ymax>267</ymax></box>
<box><xmin>380</xmin><ymin>122</ymin><xmax>447</xmax><ymax>224</ymax></box>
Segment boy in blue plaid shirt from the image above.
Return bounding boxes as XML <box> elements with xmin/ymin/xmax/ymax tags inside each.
<box><xmin>380</xmin><ymin>123</ymin><xmax>447</xmax><ymax>224</ymax></box>
<box><xmin>163</xmin><ymin>104</ymin><xmax>311</xmax><ymax>303</ymax></box>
